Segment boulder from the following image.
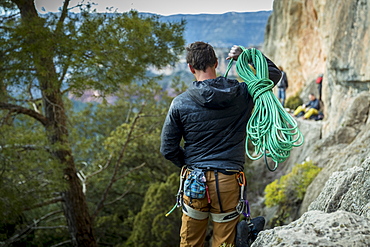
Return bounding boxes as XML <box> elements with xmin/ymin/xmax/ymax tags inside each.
<box><xmin>309</xmin><ymin>157</ymin><xmax>370</xmax><ymax>218</ymax></box>
<box><xmin>251</xmin><ymin>210</ymin><xmax>370</xmax><ymax>247</ymax></box>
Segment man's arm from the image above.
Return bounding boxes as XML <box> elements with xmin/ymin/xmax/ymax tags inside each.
<box><xmin>160</xmin><ymin>102</ymin><xmax>186</xmax><ymax>168</ymax></box>
<box><xmin>265</xmin><ymin>56</ymin><xmax>282</xmax><ymax>85</ymax></box>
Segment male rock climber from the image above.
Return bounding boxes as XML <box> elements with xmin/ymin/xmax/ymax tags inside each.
<box><xmin>160</xmin><ymin>42</ymin><xmax>281</xmax><ymax>247</ymax></box>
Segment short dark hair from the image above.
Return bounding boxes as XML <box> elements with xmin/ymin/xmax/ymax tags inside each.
<box><xmin>186</xmin><ymin>42</ymin><xmax>217</xmax><ymax>72</ymax></box>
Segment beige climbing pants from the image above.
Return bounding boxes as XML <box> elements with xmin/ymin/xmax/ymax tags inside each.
<box><xmin>180</xmin><ymin>170</ymin><xmax>240</xmax><ymax>247</ymax></box>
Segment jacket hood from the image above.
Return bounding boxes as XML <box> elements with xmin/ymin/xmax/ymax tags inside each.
<box><xmin>187</xmin><ymin>76</ymin><xmax>242</xmax><ymax>109</ymax></box>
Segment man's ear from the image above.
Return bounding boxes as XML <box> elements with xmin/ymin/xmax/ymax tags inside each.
<box><xmin>214</xmin><ymin>60</ymin><xmax>218</xmax><ymax>69</ymax></box>
<box><xmin>188</xmin><ymin>64</ymin><xmax>196</xmax><ymax>74</ymax></box>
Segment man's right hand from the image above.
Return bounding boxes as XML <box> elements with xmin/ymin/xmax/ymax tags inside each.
<box><xmin>227</xmin><ymin>45</ymin><xmax>242</xmax><ymax>60</ymax></box>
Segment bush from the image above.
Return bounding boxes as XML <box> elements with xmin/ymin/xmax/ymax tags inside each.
<box><xmin>125</xmin><ymin>173</ymin><xmax>182</xmax><ymax>247</ymax></box>
<box><xmin>264</xmin><ymin>161</ymin><xmax>322</xmax><ymax>208</ymax></box>
<box><xmin>285</xmin><ymin>94</ymin><xmax>303</xmax><ymax>110</ymax></box>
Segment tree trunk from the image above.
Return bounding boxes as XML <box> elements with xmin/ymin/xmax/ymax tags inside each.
<box><xmin>12</xmin><ymin>0</ymin><xmax>97</xmax><ymax>246</ymax></box>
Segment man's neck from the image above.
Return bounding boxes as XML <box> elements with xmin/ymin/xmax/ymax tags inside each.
<box><xmin>194</xmin><ymin>67</ymin><xmax>217</xmax><ymax>81</ymax></box>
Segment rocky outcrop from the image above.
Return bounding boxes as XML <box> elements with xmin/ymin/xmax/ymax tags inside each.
<box><xmin>263</xmin><ymin>0</ymin><xmax>370</xmax><ymax>135</ymax></box>
<box><xmin>309</xmin><ymin>157</ymin><xmax>370</xmax><ymax>218</ymax></box>
<box><xmin>251</xmin><ymin>0</ymin><xmax>370</xmax><ymax>244</ymax></box>
<box><xmin>252</xmin><ymin>210</ymin><xmax>370</xmax><ymax>246</ymax></box>
<box><xmin>252</xmin><ymin>157</ymin><xmax>370</xmax><ymax>246</ymax></box>
<box><xmin>262</xmin><ymin>0</ymin><xmax>370</xmax><ymax>207</ymax></box>
<box><xmin>295</xmin><ymin>91</ymin><xmax>370</xmax><ymax>216</ymax></box>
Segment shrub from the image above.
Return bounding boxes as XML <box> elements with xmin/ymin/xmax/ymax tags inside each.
<box><xmin>285</xmin><ymin>93</ymin><xmax>303</xmax><ymax>110</ymax></box>
<box><xmin>264</xmin><ymin>161</ymin><xmax>322</xmax><ymax>208</ymax></box>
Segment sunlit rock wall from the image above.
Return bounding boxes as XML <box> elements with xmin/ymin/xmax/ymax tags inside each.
<box><xmin>263</xmin><ymin>0</ymin><xmax>370</xmax><ymax>137</ymax></box>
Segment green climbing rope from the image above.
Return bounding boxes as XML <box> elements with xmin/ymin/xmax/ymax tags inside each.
<box><xmin>224</xmin><ymin>47</ymin><xmax>304</xmax><ymax>171</ymax></box>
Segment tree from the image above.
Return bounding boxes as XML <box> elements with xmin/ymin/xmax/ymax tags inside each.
<box><xmin>0</xmin><ymin>0</ymin><xmax>185</xmax><ymax>245</ymax></box>
<box><xmin>126</xmin><ymin>173</ymin><xmax>182</xmax><ymax>247</ymax></box>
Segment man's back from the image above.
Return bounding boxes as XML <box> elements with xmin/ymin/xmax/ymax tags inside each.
<box><xmin>161</xmin><ymin>76</ymin><xmax>253</xmax><ymax>171</ymax></box>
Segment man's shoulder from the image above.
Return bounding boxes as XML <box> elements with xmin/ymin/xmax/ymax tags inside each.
<box><xmin>172</xmin><ymin>91</ymin><xmax>189</xmax><ymax>102</ymax></box>
<box><xmin>169</xmin><ymin>92</ymin><xmax>191</xmax><ymax>108</ymax></box>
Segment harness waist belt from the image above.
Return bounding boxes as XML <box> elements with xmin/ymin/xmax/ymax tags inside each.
<box><xmin>182</xmin><ymin>203</ymin><xmax>239</xmax><ymax>222</ymax></box>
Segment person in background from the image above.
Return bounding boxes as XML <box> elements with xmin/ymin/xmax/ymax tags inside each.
<box><xmin>277</xmin><ymin>66</ymin><xmax>288</xmax><ymax>107</ymax></box>
<box><xmin>293</xmin><ymin>93</ymin><xmax>320</xmax><ymax>119</ymax></box>
<box><xmin>316</xmin><ymin>74</ymin><xmax>323</xmax><ymax>101</ymax></box>
<box><xmin>160</xmin><ymin>42</ymin><xmax>281</xmax><ymax>247</ymax></box>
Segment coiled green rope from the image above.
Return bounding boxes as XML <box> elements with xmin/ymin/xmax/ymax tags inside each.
<box><xmin>224</xmin><ymin>47</ymin><xmax>304</xmax><ymax>171</ymax></box>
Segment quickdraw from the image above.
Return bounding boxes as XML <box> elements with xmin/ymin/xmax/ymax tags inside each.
<box><xmin>236</xmin><ymin>171</ymin><xmax>251</xmax><ymax>219</ymax></box>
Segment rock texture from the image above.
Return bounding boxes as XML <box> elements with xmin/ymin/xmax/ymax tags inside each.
<box><xmin>252</xmin><ymin>210</ymin><xmax>370</xmax><ymax>247</ymax></box>
<box><xmin>298</xmin><ymin>92</ymin><xmax>370</xmax><ymax>216</ymax></box>
<box><xmin>309</xmin><ymin>157</ymin><xmax>370</xmax><ymax>218</ymax></box>
<box><xmin>263</xmin><ymin>0</ymin><xmax>370</xmax><ymax>134</ymax></box>
<box><xmin>261</xmin><ymin>0</ymin><xmax>370</xmax><ymax>210</ymax></box>
<box><xmin>249</xmin><ymin>0</ymin><xmax>370</xmax><ymax>244</ymax></box>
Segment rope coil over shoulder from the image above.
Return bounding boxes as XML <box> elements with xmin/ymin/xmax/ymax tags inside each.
<box><xmin>224</xmin><ymin>47</ymin><xmax>304</xmax><ymax>171</ymax></box>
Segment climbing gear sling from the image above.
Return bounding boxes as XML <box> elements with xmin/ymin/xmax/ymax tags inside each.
<box><xmin>224</xmin><ymin>47</ymin><xmax>304</xmax><ymax>171</ymax></box>
<box><xmin>165</xmin><ymin>166</ymin><xmax>187</xmax><ymax>217</ymax></box>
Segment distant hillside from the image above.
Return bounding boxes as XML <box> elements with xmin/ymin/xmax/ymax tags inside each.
<box><xmin>64</xmin><ymin>11</ymin><xmax>272</xmax><ymax>92</ymax></box>
<box><xmin>141</xmin><ymin>11</ymin><xmax>272</xmax><ymax>87</ymax></box>
<box><xmin>152</xmin><ymin>11</ymin><xmax>272</xmax><ymax>48</ymax></box>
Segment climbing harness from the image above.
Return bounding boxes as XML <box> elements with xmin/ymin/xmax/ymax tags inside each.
<box><xmin>224</xmin><ymin>47</ymin><xmax>304</xmax><ymax>171</ymax></box>
<box><xmin>166</xmin><ymin>168</ymin><xmax>241</xmax><ymax>222</ymax></box>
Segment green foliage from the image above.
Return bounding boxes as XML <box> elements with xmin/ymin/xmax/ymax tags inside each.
<box><xmin>264</xmin><ymin>161</ymin><xmax>322</xmax><ymax>227</ymax></box>
<box><xmin>1</xmin><ymin>1</ymin><xmax>185</xmax><ymax>245</ymax></box>
<box><xmin>285</xmin><ymin>92</ymin><xmax>303</xmax><ymax>110</ymax></box>
<box><xmin>125</xmin><ymin>172</ymin><xmax>182</xmax><ymax>247</ymax></box>
<box><xmin>68</xmin><ymin>81</ymin><xmax>182</xmax><ymax>244</ymax></box>
<box><xmin>264</xmin><ymin>161</ymin><xmax>322</xmax><ymax>208</ymax></box>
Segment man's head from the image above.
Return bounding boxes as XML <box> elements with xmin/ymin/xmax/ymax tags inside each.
<box><xmin>309</xmin><ymin>93</ymin><xmax>316</xmax><ymax>101</ymax></box>
<box><xmin>186</xmin><ymin>42</ymin><xmax>218</xmax><ymax>72</ymax></box>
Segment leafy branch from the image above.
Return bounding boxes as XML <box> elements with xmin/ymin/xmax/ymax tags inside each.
<box><xmin>0</xmin><ymin>102</ymin><xmax>47</xmax><ymax>126</ymax></box>
<box><xmin>2</xmin><ymin>210</ymin><xmax>64</xmax><ymax>246</ymax></box>
<box><xmin>92</xmin><ymin>104</ymin><xmax>146</xmax><ymax>220</ymax></box>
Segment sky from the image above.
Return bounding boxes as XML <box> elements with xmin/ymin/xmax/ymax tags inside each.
<box><xmin>35</xmin><ymin>0</ymin><xmax>274</xmax><ymax>16</ymax></box>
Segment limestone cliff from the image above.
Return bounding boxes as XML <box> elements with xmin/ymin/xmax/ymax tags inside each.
<box><xmin>263</xmin><ymin>0</ymin><xmax>370</xmax><ymax>134</ymax></box>
<box><xmin>250</xmin><ymin>0</ymin><xmax>370</xmax><ymax>245</ymax></box>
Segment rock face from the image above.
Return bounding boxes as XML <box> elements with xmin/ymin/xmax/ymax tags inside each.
<box><xmin>263</xmin><ymin>0</ymin><xmax>370</xmax><ymax>134</ymax></box>
<box><xmin>252</xmin><ymin>210</ymin><xmax>370</xmax><ymax>247</ymax></box>
<box><xmin>309</xmin><ymin>157</ymin><xmax>370</xmax><ymax>218</ymax></box>
<box><xmin>250</xmin><ymin>0</ymin><xmax>370</xmax><ymax>245</ymax></box>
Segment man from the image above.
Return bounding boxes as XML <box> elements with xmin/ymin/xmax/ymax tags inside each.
<box><xmin>293</xmin><ymin>93</ymin><xmax>320</xmax><ymax>119</ymax></box>
<box><xmin>277</xmin><ymin>66</ymin><xmax>288</xmax><ymax>107</ymax></box>
<box><xmin>160</xmin><ymin>42</ymin><xmax>281</xmax><ymax>247</ymax></box>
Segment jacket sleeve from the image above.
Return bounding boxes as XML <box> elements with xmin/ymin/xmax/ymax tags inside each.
<box><xmin>285</xmin><ymin>73</ymin><xmax>288</xmax><ymax>88</ymax></box>
<box><xmin>160</xmin><ymin>101</ymin><xmax>186</xmax><ymax>168</ymax></box>
<box><xmin>264</xmin><ymin>56</ymin><xmax>282</xmax><ymax>85</ymax></box>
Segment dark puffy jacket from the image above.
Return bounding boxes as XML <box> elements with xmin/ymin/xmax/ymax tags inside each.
<box><xmin>160</xmin><ymin>59</ymin><xmax>281</xmax><ymax>171</ymax></box>
<box><xmin>306</xmin><ymin>98</ymin><xmax>320</xmax><ymax>110</ymax></box>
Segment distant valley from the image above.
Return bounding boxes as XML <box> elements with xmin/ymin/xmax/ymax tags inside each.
<box><xmin>156</xmin><ymin>11</ymin><xmax>272</xmax><ymax>48</ymax></box>
<box><xmin>150</xmin><ymin>11</ymin><xmax>272</xmax><ymax>87</ymax></box>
